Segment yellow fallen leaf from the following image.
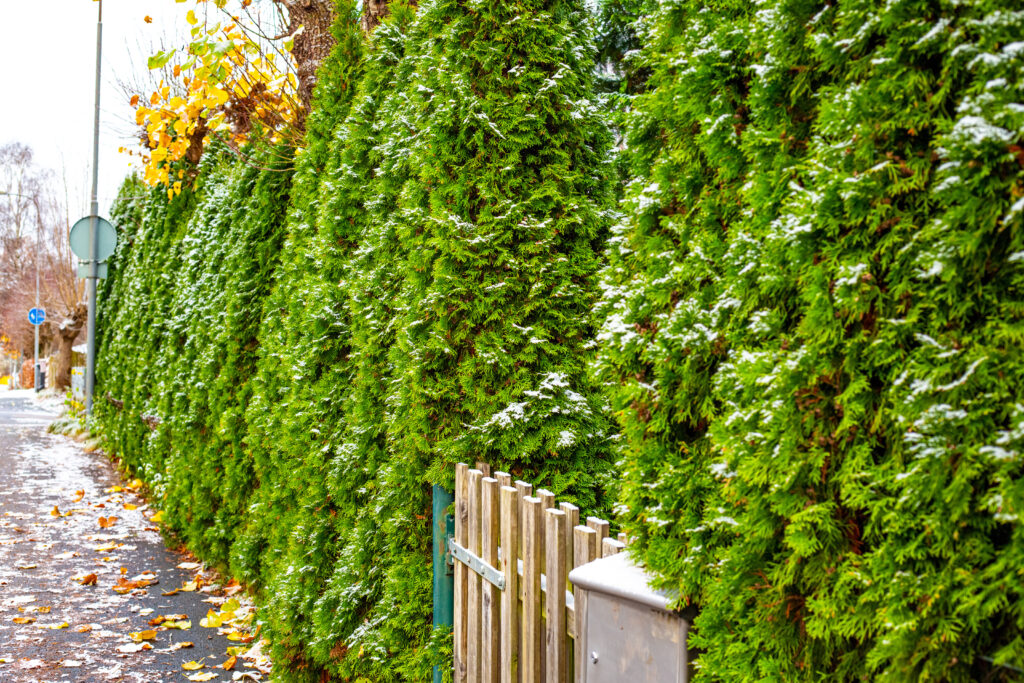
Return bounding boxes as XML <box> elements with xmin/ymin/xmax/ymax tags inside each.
<box><xmin>181</xmin><ymin>580</ymin><xmax>199</xmax><ymax>592</ymax></box>
<box><xmin>94</xmin><ymin>542</ymin><xmax>120</xmax><ymax>552</ymax></box>
<box><xmin>17</xmin><ymin>564</ymin><xmax>37</xmax><ymax>570</ymax></box>
<box><xmin>39</xmin><ymin>622</ymin><xmax>69</xmax><ymax>630</ymax></box>
<box><xmin>98</xmin><ymin>516</ymin><xmax>118</xmax><ymax>529</ymax></box>
<box><xmin>164</xmin><ymin>619</ymin><xmax>191</xmax><ymax>630</ymax></box>
<box><xmin>221</xmin><ymin>655</ymin><xmax>236</xmax><ymax>670</ymax></box>
<box><xmin>72</xmin><ymin>490</ymin><xmax>85</xmax><ymax>503</ymax></box>
<box><xmin>199</xmin><ymin>610</ymin><xmax>222</xmax><ymax>628</ymax></box>
<box><xmin>129</xmin><ymin>479</ymin><xmax>143</xmax><ymax>490</ymax></box>
<box><xmin>106</xmin><ymin>486</ymin><xmax>123</xmax><ymax>493</ymax></box>
<box><xmin>169</xmin><ymin>641</ymin><xmax>194</xmax><ymax>651</ymax></box>
<box><xmin>77</xmin><ymin>625</ymin><xmax>93</xmax><ymax>633</ymax></box>
<box><xmin>36</xmin><ymin>606</ymin><xmax>51</xmax><ymax>614</ymax></box>
<box><xmin>186</xmin><ymin>673</ymin><xmax>217</xmax><ymax>682</ymax></box>
<box><xmin>150</xmin><ymin>510</ymin><xmax>165</xmax><ymax>524</ymax></box>
<box><xmin>123</xmin><ymin>503</ymin><xmax>138</xmax><ymax>511</ymax></box>
<box><xmin>12</xmin><ymin>617</ymin><xmax>34</xmax><ymax>624</ymax></box>
<box><xmin>51</xmin><ymin>506</ymin><xmax>60</xmax><ymax>517</ymax></box>
<box><xmin>130</xmin><ymin>630</ymin><xmax>157</xmax><ymax>642</ymax></box>
<box><xmin>182</xmin><ymin>660</ymin><xmax>205</xmax><ymax>671</ymax></box>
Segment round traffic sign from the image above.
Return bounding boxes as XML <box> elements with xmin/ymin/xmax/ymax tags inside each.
<box><xmin>28</xmin><ymin>307</ymin><xmax>46</xmax><ymax>325</ymax></box>
<box><xmin>69</xmin><ymin>216</ymin><xmax>117</xmax><ymax>262</ymax></box>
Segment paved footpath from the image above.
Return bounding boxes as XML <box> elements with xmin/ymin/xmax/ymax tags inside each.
<box><xmin>0</xmin><ymin>391</ymin><xmax>269</xmax><ymax>682</ymax></box>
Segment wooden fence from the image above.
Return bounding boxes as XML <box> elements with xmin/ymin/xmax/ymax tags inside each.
<box><xmin>451</xmin><ymin>462</ymin><xmax>627</xmax><ymax>683</ymax></box>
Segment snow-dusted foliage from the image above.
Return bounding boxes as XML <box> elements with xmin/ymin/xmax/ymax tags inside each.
<box><xmin>98</xmin><ymin>0</ymin><xmax>613</xmax><ymax>679</ymax></box>
<box><xmin>594</xmin><ymin>1</ymin><xmax>1024</xmax><ymax>680</ymax></box>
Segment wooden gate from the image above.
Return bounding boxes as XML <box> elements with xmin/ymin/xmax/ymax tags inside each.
<box><xmin>451</xmin><ymin>462</ymin><xmax>626</xmax><ymax>683</ymax></box>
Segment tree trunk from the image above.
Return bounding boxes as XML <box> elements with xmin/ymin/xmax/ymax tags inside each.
<box><xmin>47</xmin><ymin>302</ymin><xmax>86</xmax><ymax>392</ymax></box>
<box><xmin>273</xmin><ymin>0</ymin><xmax>337</xmax><ymax>113</ymax></box>
<box><xmin>361</xmin><ymin>0</ymin><xmax>391</xmax><ymax>33</ymax></box>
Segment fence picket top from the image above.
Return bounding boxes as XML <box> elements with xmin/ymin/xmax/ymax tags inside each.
<box><xmin>602</xmin><ymin>538</ymin><xmax>626</xmax><ymax>557</ymax></box>
<box><xmin>480</xmin><ymin>478</ymin><xmax>500</xmax><ymax>683</ymax></box>
<box><xmin>495</xmin><ymin>471</ymin><xmax>512</xmax><ymax>487</ymax></box>
<box><xmin>544</xmin><ymin>508</ymin><xmax>568</xmax><ymax>683</ymax></box>
<box><xmin>499</xmin><ymin>485</ymin><xmax>519</xmax><ymax>683</ymax></box>
<box><xmin>521</xmin><ymin>496</ymin><xmax>543</xmax><ymax>683</ymax></box>
<box><xmin>454</xmin><ymin>464</ymin><xmax>470</xmax><ymax>683</ymax></box>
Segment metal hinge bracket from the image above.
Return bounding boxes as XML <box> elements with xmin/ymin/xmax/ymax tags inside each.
<box><xmin>447</xmin><ymin>537</ymin><xmax>506</xmax><ymax>590</ymax></box>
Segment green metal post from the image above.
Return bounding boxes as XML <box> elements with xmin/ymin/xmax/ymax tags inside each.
<box><xmin>433</xmin><ymin>484</ymin><xmax>454</xmax><ymax>683</ymax></box>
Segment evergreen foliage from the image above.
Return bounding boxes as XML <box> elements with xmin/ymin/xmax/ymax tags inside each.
<box><xmin>97</xmin><ymin>0</ymin><xmax>612</xmax><ymax>679</ymax></box>
<box><xmin>595</xmin><ymin>1</ymin><xmax>1024</xmax><ymax>680</ymax></box>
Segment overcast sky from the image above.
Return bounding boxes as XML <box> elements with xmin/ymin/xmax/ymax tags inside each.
<box><xmin>1</xmin><ymin>0</ymin><xmax>189</xmax><ymax>217</ymax></box>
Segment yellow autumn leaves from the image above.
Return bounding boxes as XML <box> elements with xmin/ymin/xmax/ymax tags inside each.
<box><xmin>127</xmin><ymin>0</ymin><xmax>303</xmax><ymax>196</ymax></box>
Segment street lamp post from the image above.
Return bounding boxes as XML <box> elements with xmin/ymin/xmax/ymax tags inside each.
<box><xmin>85</xmin><ymin>0</ymin><xmax>103</xmax><ymax>415</ymax></box>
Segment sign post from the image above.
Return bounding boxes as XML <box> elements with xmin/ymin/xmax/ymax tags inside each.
<box><xmin>83</xmin><ymin>0</ymin><xmax>103</xmax><ymax>415</ymax></box>
<box><xmin>28</xmin><ymin>308</ymin><xmax>45</xmax><ymax>391</ymax></box>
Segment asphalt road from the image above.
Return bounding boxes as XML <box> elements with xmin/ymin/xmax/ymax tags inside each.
<box><xmin>0</xmin><ymin>391</ymin><xmax>265</xmax><ymax>682</ymax></box>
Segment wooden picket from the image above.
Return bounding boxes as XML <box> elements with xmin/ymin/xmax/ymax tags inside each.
<box><xmin>450</xmin><ymin>462</ymin><xmax>628</xmax><ymax>683</ymax></box>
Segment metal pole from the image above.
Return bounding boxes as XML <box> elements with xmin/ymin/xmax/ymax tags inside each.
<box><xmin>85</xmin><ymin>0</ymin><xmax>102</xmax><ymax>415</ymax></box>
<box><xmin>432</xmin><ymin>484</ymin><xmax>455</xmax><ymax>683</ymax></box>
<box><xmin>34</xmin><ymin>207</ymin><xmax>39</xmax><ymax>392</ymax></box>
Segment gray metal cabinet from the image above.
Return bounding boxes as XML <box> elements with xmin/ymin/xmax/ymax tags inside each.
<box><xmin>569</xmin><ymin>553</ymin><xmax>693</xmax><ymax>683</ymax></box>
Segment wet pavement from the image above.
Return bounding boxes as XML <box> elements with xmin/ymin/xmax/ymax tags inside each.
<box><xmin>0</xmin><ymin>391</ymin><xmax>269</xmax><ymax>682</ymax></box>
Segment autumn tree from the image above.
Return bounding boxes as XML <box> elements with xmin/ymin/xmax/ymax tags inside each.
<box><xmin>0</xmin><ymin>143</ymin><xmax>85</xmax><ymax>389</ymax></box>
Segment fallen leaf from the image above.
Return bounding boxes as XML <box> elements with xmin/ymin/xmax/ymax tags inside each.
<box><xmin>77</xmin><ymin>625</ymin><xmax>93</xmax><ymax>633</ymax></box>
<box><xmin>182</xmin><ymin>660</ymin><xmax>205</xmax><ymax>671</ymax></box>
<box><xmin>181</xmin><ymin>580</ymin><xmax>200</xmax><ymax>592</ymax></box>
<box><xmin>200</xmin><ymin>610</ymin><xmax>222</xmax><ymax>628</ymax></box>
<box><xmin>16</xmin><ymin>564</ymin><xmax>37</xmax><ymax>570</ymax></box>
<box><xmin>78</xmin><ymin>573</ymin><xmax>98</xmax><ymax>586</ymax></box>
<box><xmin>187</xmin><ymin>673</ymin><xmax>218</xmax><ymax>682</ymax></box>
<box><xmin>113</xmin><ymin>576</ymin><xmax>157</xmax><ymax>594</ymax></box>
<box><xmin>170</xmin><ymin>641</ymin><xmax>194</xmax><ymax>651</ymax></box>
<box><xmin>177</xmin><ymin>562</ymin><xmax>202</xmax><ymax>570</ymax></box>
<box><xmin>123</xmin><ymin>503</ymin><xmax>138</xmax><ymax>511</ymax></box>
<box><xmin>38</xmin><ymin>621</ymin><xmax>69</xmax><ymax>630</ymax></box>
<box><xmin>98</xmin><ymin>516</ymin><xmax>118</xmax><ymax>529</ymax></box>
<box><xmin>50</xmin><ymin>506</ymin><xmax>60</xmax><ymax>517</ymax></box>
<box><xmin>150</xmin><ymin>510</ymin><xmax>165</xmax><ymax>523</ymax></box>
<box><xmin>164</xmin><ymin>619</ymin><xmax>191</xmax><ymax>630</ymax></box>
<box><xmin>221</xmin><ymin>656</ymin><xmax>237</xmax><ymax>670</ymax></box>
<box><xmin>162</xmin><ymin>589</ymin><xmax>180</xmax><ymax>596</ymax></box>
<box><xmin>106</xmin><ymin>486</ymin><xmax>123</xmax><ymax>493</ymax></box>
<box><xmin>12</xmin><ymin>617</ymin><xmax>34</xmax><ymax>624</ymax></box>
<box><xmin>130</xmin><ymin>630</ymin><xmax>157</xmax><ymax>642</ymax></box>
<box><xmin>94</xmin><ymin>542</ymin><xmax>120</xmax><ymax>552</ymax></box>
<box><xmin>117</xmin><ymin>642</ymin><xmax>152</xmax><ymax>653</ymax></box>
<box><xmin>35</xmin><ymin>606</ymin><xmax>51</xmax><ymax>614</ymax></box>
<box><xmin>72</xmin><ymin>490</ymin><xmax>85</xmax><ymax>502</ymax></box>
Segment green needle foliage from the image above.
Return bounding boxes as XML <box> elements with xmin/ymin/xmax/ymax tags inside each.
<box><xmin>97</xmin><ymin>0</ymin><xmax>612</xmax><ymax>679</ymax></box>
<box><xmin>595</xmin><ymin>1</ymin><xmax>1024</xmax><ymax>681</ymax></box>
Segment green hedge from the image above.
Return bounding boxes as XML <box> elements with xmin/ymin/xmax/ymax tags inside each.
<box><xmin>98</xmin><ymin>0</ymin><xmax>613</xmax><ymax>679</ymax></box>
<box><xmin>595</xmin><ymin>1</ymin><xmax>1024</xmax><ymax>680</ymax></box>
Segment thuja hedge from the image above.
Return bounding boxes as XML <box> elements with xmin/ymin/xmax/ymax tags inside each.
<box><xmin>595</xmin><ymin>1</ymin><xmax>1024</xmax><ymax>681</ymax></box>
<box><xmin>98</xmin><ymin>0</ymin><xmax>613</xmax><ymax>679</ymax></box>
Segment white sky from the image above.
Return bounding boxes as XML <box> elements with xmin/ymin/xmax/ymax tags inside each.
<box><xmin>1</xmin><ymin>0</ymin><xmax>190</xmax><ymax>217</ymax></box>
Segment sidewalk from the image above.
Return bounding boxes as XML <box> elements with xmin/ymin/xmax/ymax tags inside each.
<box><xmin>0</xmin><ymin>393</ymin><xmax>269</xmax><ymax>681</ymax></box>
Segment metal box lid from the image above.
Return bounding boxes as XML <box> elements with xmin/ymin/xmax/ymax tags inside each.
<box><xmin>569</xmin><ymin>552</ymin><xmax>680</xmax><ymax>614</ymax></box>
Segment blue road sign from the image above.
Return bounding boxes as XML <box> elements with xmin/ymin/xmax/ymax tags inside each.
<box><xmin>28</xmin><ymin>308</ymin><xmax>45</xmax><ymax>326</ymax></box>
